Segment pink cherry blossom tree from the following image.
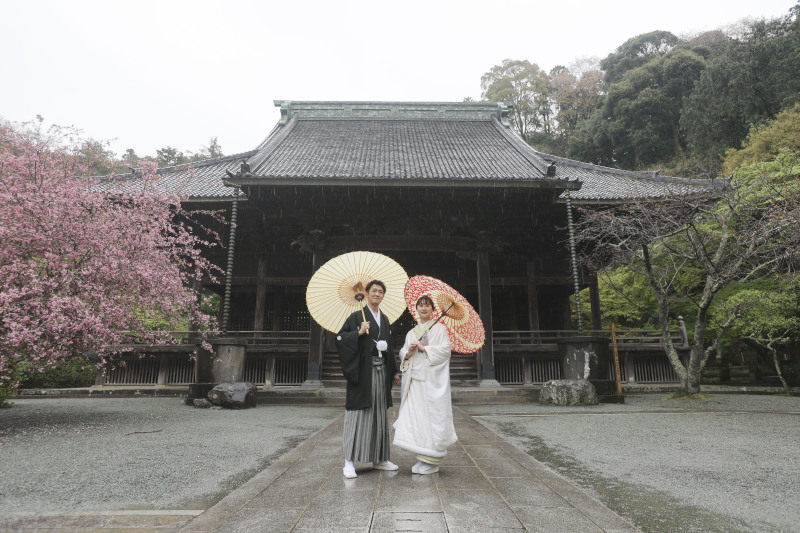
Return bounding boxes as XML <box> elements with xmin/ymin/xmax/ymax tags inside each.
<box><xmin>0</xmin><ymin>117</ymin><xmax>220</xmax><ymax>405</ymax></box>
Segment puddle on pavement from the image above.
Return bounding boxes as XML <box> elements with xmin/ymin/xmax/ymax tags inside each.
<box><xmin>490</xmin><ymin>421</ymin><xmax>777</xmax><ymax>533</ymax></box>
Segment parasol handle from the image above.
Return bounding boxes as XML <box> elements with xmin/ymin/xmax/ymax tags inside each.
<box><xmin>361</xmin><ymin>304</ymin><xmax>368</xmax><ymax>331</ymax></box>
<box><xmin>355</xmin><ymin>293</ymin><xmax>369</xmax><ymax>333</ymax></box>
<box><xmin>415</xmin><ymin>301</ymin><xmax>455</xmax><ymax>340</ymax></box>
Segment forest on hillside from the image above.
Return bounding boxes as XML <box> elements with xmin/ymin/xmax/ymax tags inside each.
<box><xmin>477</xmin><ymin>3</ymin><xmax>800</xmax><ymax>391</ymax></box>
<box><xmin>480</xmin><ymin>2</ymin><xmax>800</xmax><ymax>179</ymax></box>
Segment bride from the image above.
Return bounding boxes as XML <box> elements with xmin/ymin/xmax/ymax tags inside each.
<box><xmin>392</xmin><ymin>294</ymin><xmax>457</xmax><ymax>474</ymax></box>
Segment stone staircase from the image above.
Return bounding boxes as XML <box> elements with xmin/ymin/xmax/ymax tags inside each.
<box><xmin>320</xmin><ymin>350</ymin><xmax>479</xmax><ymax>386</ymax></box>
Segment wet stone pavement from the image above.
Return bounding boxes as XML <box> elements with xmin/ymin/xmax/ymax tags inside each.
<box><xmin>178</xmin><ymin>407</ymin><xmax>638</xmax><ymax>533</ymax></box>
<box><xmin>5</xmin><ymin>392</ymin><xmax>796</xmax><ymax>532</ymax></box>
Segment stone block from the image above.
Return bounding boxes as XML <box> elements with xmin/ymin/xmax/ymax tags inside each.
<box><xmin>208</xmin><ymin>382</ymin><xmax>257</xmax><ymax>409</ymax></box>
<box><xmin>539</xmin><ymin>379</ymin><xmax>598</xmax><ymax>406</ymax></box>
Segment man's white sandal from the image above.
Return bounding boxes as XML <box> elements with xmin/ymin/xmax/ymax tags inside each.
<box><xmin>343</xmin><ymin>465</ymin><xmax>357</xmax><ymax>479</ymax></box>
<box><xmin>373</xmin><ymin>460</ymin><xmax>399</xmax><ymax>471</ymax></box>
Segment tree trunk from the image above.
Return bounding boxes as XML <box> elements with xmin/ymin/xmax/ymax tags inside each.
<box><xmin>768</xmin><ymin>344</ymin><xmax>790</xmax><ymax>395</ymax></box>
<box><xmin>643</xmin><ymin>244</ymin><xmax>690</xmax><ymax>392</ymax></box>
<box><xmin>687</xmin><ymin>281</ymin><xmax>717</xmax><ymax>395</ymax></box>
<box><xmin>659</xmin><ymin>308</ymin><xmax>689</xmax><ymax>391</ymax></box>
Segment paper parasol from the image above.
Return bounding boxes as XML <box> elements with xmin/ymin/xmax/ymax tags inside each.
<box><xmin>306</xmin><ymin>251</ymin><xmax>409</xmax><ymax>333</ymax></box>
<box><xmin>404</xmin><ymin>275</ymin><xmax>485</xmax><ymax>354</ymax></box>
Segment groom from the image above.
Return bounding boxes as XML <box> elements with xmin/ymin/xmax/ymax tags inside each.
<box><xmin>335</xmin><ymin>280</ymin><xmax>401</xmax><ymax>478</ymax></box>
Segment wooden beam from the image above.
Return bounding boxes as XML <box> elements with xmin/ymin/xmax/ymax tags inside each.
<box><xmin>326</xmin><ymin>235</ymin><xmax>476</xmax><ymax>253</ymax></box>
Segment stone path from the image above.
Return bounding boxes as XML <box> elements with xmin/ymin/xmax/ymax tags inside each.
<box><xmin>180</xmin><ymin>407</ymin><xmax>639</xmax><ymax>532</ymax></box>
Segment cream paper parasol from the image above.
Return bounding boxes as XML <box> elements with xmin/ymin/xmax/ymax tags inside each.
<box><xmin>404</xmin><ymin>275</ymin><xmax>485</xmax><ymax>354</ymax></box>
<box><xmin>306</xmin><ymin>251</ymin><xmax>408</xmax><ymax>333</ymax></box>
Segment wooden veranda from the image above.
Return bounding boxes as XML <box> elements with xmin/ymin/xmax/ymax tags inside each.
<box><xmin>96</xmin><ymin>327</ymin><xmax>690</xmax><ymax>388</ymax></box>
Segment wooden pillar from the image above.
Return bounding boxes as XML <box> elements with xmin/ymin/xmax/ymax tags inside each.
<box><xmin>253</xmin><ymin>257</ymin><xmax>268</xmax><ymax>332</ymax></box>
<box><xmin>526</xmin><ymin>262</ymin><xmax>540</xmax><ymax>333</ymax></box>
<box><xmin>589</xmin><ymin>273</ymin><xmax>602</xmax><ymax>332</ymax></box>
<box><xmin>477</xmin><ymin>250</ymin><xmax>499</xmax><ymax>386</ymax></box>
<box><xmin>305</xmin><ymin>252</ymin><xmax>324</xmax><ymax>385</ymax></box>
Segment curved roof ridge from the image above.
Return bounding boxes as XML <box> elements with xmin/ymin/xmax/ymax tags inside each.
<box><xmin>490</xmin><ymin>116</ymin><xmax>560</xmax><ymax>179</ymax></box>
<box><xmin>246</xmin><ymin>114</ymin><xmax>299</xmax><ymax>173</ymax></box>
<box><xmin>273</xmin><ymin>100</ymin><xmax>513</xmax><ymax>123</ymax></box>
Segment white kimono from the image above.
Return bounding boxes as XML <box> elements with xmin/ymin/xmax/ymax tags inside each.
<box><xmin>392</xmin><ymin>321</ymin><xmax>457</xmax><ymax>458</ymax></box>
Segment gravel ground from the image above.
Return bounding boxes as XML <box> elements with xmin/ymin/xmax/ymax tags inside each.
<box><xmin>462</xmin><ymin>394</ymin><xmax>800</xmax><ymax>533</ymax></box>
<box><xmin>1</xmin><ymin>394</ymin><xmax>798</xmax><ymax>533</ymax></box>
<box><xmin>0</xmin><ymin>398</ymin><xmax>341</xmax><ymax>515</ymax></box>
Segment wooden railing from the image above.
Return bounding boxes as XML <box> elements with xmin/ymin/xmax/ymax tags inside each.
<box><xmin>493</xmin><ymin>329</ymin><xmax>688</xmax><ymax>347</ymax></box>
<box><xmin>101</xmin><ymin>329</ymin><xmax>687</xmax><ymax>387</ymax></box>
<box><xmin>100</xmin><ymin>331</ymin><xmax>310</xmax><ymax>387</ymax></box>
<box><xmin>116</xmin><ymin>330</ymin><xmax>310</xmax><ymax>346</ymax></box>
<box><xmin>492</xmin><ymin>329</ymin><xmax>689</xmax><ymax>384</ymax></box>
<box><xmin>223</xmin><ymin>331</ymin><xmax>310</xmax><ymax>351</ymax></box>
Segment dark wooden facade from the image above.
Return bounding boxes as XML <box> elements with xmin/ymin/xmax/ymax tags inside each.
<box><xmin>99</xmin><ymin>101</ymin><xmax>711</xmax><ymax>387</ymax></box>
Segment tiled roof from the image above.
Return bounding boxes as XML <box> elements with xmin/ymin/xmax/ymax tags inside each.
<box><xmin>246</xmin><ymin>115</ymin><xmax>559</xmax><ymax>182</ymax></box>
<box><xmin>97</xmin><ymin>101</ymin><xmax>717</xmax><ymax>202</ymax></box>
<box><xmin>528</xmin><ymin>151</ymin><xmax>719</xmax><ymax>202</ymax></box>
<box><xmin>95</xmin><ymin>151</ymin><xmax>256</xmax><ymax>201</ymax></box>
<box><xmin>242</xmin><ymin>101</ymin><xmax>566</xmax><ymax>186</ymax></box>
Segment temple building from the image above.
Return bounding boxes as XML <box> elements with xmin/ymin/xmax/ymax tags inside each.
<box><xmin>98</xmin><ymin>101</ymin><xmax>710</xmax><ymax>389</ymax></box>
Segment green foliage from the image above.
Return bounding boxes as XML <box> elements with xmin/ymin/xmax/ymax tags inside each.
<box><xmin>570</xmin><ymin>45</ymin><xmax>706</xmax><ymax>169</ymax></box>
<box><xmin>199</xmin><ymin>137</ymin><xmax>224</xmax><ymax>159</ymax></box>
<box><xmin>79</xmin><ymin>139</ymin><xmax>118</xmax><ymax>176</ymax></box>
<box><xmin>0</xmin><ymin>364</ymin><xmax>23</xmax><ymax>408</ymax></box>
<box><xmin>681</xmin><ymin>15</ymin><xmax>800</xmax><ymax>161</ymax></box>
<box><xmin>17</xmin><ymin>359</ymin><xmax>96</xmax><ymax>389</ymax></box>
<box><xmin>201</xmin><ymin>290</ymin><xmax>221</xmax><ymax>317</ymax></box>
<box><xmin>595</xmin><ymin>267</ymin><xmax>659</xmax><ymax>328</ymax></box>
<box><xmin>479</xmin><ymin>5</ymin><xmax>800</xmax><ymax>175</ymax></box>
<box><xmin>156</xmin><ymin>146</ymin><xmax>190</xmax><ymax>167</ymax></box>
<box><xmin>481</xmin><ymin>59</ymin><xmax>552</xmax><ymax>140</ymax></box>
<box><xmin>600</xmin><ymin>30</ymin><xmax>681</xmax><ymax>85</ymax></box>
<box><xmin>723</xmin><ymin>103</ymin><xmax>800</xmax><ymax>173</ymax></box>
<box><xmin>547</xmin><ymin>60</ymin><xmax>605</xmax><ymax>156</ymax></box>
<box><xmin>721</xmin><ymin>283</ymin><xmax>800</xmax><ymax>340</ymax></box>
<box><xmin>118</xmin><ymin>138</ymin><xmax>225</xmax><ymax>171</ymax></box>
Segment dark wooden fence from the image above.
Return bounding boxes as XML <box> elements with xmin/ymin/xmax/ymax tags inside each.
<box><xmin>98</xmin><ymin>331</ymin><xmax>310</xmax><ymax>387</ymax></box>
<box><xmin>493</xmin><ymin>329</ymin><xmax>689</xmax><ymax>385</ymax></box>
<box><xmin>98</xmin><ymin>328</ymin><xmax>688</xmax><ymax>387</ymax></box>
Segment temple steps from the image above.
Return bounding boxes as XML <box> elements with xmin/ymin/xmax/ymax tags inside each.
<box><xmin>320</xmin><ymin>351</ymin><xmax>479</xmax><ymax>382</ymax></box>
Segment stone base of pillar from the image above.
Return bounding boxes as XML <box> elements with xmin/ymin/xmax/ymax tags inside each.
<box><xmin>300</xmin><ymin>380</ymin><xmax>324</xmax><ymax>389</ymax></box>
<box><xmin>557</xmin><ymin>337</ymin><xmax>623</xmax><ymax>404</ymax></box>
<box><xmin>540</xmin><ymin>379</ymin><xmax>598</xmax><ymax>406</ymax></box>
<box><xmin>211</xmin><ymin>338</ymin><xmax>248</xmax><ymax>383</ymax></box>
<box><xmin>478</xmin><ymin>379</ymin><xmax>502</xmax><ymax>388</ymax></box>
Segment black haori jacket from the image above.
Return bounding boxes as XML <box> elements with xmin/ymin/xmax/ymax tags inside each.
<box><xmin>336</xmin><ymin>308</ymin><xmax>397</xmax><ymax>410</ymax></box>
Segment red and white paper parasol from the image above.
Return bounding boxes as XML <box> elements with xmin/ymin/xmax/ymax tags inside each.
<box><xmin>404</xmin><ymin>275</ymin><xmax>485</xmax><ymax>354</ymax></box>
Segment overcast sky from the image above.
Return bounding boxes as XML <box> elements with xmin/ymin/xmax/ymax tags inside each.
<box><xmin>1</xmin><ymin>0</ymin><xmax>796</xmax><ymax>158</ymax></box>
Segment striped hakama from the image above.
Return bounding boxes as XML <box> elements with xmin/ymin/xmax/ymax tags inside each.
<box><xmin>342</xmin><ymin>358</ymin><xmax>390</xmax><ymax>463</ymax></box>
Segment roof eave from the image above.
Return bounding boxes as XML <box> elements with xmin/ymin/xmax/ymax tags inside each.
<box><xmin>228</xmin><ymin>176</ymin><xmax>582</xmax><ymax>190</ymax></box>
